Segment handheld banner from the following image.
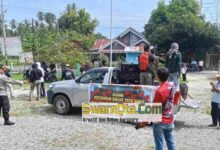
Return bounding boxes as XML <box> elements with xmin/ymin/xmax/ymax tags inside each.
<box><xmin>89</xmin><ymin>84</ymin><xmax>157</xmax><ymax>103</ymax></box>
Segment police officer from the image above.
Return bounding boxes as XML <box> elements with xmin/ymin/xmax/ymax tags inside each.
<box><xmin>0</xmin><ymin>68</ymin><xmax>22</xmax><ymax>125</ymax></box>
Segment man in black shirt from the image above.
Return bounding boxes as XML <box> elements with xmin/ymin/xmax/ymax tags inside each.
<box><xmin>61</xmin><ymin>64</ymin><xmax>75</xmax><ymax>80</ymax></box>
<box><xmin>29</xmin><ymin>63</ymin><xmax>42</xmax><ymax>101</ymax></box>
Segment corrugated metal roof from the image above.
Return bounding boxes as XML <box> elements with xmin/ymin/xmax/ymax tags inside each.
<box><xmin>0</xmin><ymin>36</ymin><xmax>22</xmax><ymax>56</ymax></box>
<box><xmin>91</xmin><ymin>39</ymin><xmax>110</xmax><ymax>50</ymax></box>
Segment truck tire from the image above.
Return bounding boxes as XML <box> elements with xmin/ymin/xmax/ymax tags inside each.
<box><xmin>53</xmin><ymin>95</ymin><xmax>70</xmax><ymax>115</ymax></box>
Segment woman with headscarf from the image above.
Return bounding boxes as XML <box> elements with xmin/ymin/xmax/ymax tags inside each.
<box><xmin>165</xmin><ymin>43</ymin><xmax>182</xmax><ymax>89</ymax></box>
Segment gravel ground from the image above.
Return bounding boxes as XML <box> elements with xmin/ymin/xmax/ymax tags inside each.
<box><xmin>0</xmin><ymin>71</ymin><xmax>220</xmax><ymax>150</ymax></box>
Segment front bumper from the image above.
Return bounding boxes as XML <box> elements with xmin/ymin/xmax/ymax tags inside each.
<box><xmin>47</xmin><ymin>89</ymin><xmax>55</xmax><ymax>104</ymax></box>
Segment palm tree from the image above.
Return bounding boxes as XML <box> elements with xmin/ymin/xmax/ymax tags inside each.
<box><xmin>35</xmin><ymin>20</ymin><xmax>39</xmax><ymax>29</ymax></box>
<box><xmin>37</xmin><ymin>11</ymin><xmax>44</xmax><ymax>22</ymax></box>
<box><xmin>66</xmin><ymin>3</ymin><xmax>76</xmax><ymax>14</ymax></box>
<box><xmin>24</xmin><ymin>19</ymin><xmax>30</xmax><ymax>28</ymax></box>
<box><xmin>66</xmin><ymin>4</ymin><xmax>71</xmax><ymax>14</ymax></box>
<box><xmin>10</xmin><ymin>19</ymin><xmax>16</xmax><ymax>30</ymax></box>
<box><xmin>10</xmin><ymin>19</ymin><xmax>17</xmax><ymax>36</ymax></box>
<box><xmin>44</xmin><ymin>13</ymin><xmax>56</xmax><ymax>30</ymax></box>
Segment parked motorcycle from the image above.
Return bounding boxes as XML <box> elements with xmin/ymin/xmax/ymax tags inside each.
<box><xmin>44</xmin><ymin>70</ymin><xmax>57</xmax><ymax>82</ymax></box>
<box><xmin>23</xmin><ymin>68</ymin><xmax>31</xmax><ymax>80</ymax></box>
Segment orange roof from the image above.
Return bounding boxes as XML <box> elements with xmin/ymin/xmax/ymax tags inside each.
<box><xmin>91</xmin><ymin>39</ymin><xmax>110</xmax><ymax>50</ymax></box>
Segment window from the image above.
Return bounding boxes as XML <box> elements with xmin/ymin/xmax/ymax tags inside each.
<box><xmin>111</xmin><ymin>69</ymin><xmax>120</xmax><ymax>84</ymax></box>
<box><xmin>80</xmin><ymin>70</ymin><xmax>107</xmax><ymax>83</ymax></box>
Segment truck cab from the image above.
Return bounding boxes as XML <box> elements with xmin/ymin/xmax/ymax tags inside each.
<box><xmin>47</xmin><ymin>67</ymin><xmax>121</xmax><ymax>115</ymax></box>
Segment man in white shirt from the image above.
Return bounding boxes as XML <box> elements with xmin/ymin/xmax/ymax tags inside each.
<box><xmin>181</xmin><ymin>64</ymin><xmax>187</xmax><ymax>81</ymax></box>
<box><xmin>199</xmin><ymin>60</ymin><xmax>204</xmax><ymax>72</ymax></box>
<box><xmin>36</xmin><ymin>62</ymin><xmax>45</xmax><ymax>97</ymax></box>
<box><xmin>209</xmin><ymin>74</ymin><xmax>220</xmax><ymax>127</ymax></box>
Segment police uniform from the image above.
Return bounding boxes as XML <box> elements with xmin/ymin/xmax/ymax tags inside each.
<box><xmin>0</xmin><ymin>73</ymin><xmax>22</xmax><ymax>125</ymax></box>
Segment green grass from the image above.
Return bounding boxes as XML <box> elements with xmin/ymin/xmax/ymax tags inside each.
<box><xmin>146</xmin><ymin>146</ymin><xmax>155</xmax><ymax>150</ymax></box>
<box><xmin>10</xmin><ymin>98</ymin><xmax>54</xmax><ymax>117</ymax></box>
<box><xmin>11</xmin><ymin>73</ymin><xmax>24</xmax><ymax>80</ymax></box>
<box><xmin>180</xmin><ymin>79</ymin><xmax>189</xmax><ymax>84</ymax></box>
<box><xmin>8</xmin><ymin>58</ymin><xmax>20</xmax><ymax>66</ymax></box>
<box><xmin>0</xmin><ymin>58</ymin><xmax>20</xmax><ymax>66</ymax></box>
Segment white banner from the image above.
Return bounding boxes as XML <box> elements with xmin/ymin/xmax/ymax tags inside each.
<box><xmin>82</xmin><ymin>103</ymin><xmax>162</xmax><ymax>122</ymax></box>
<box><xmin>19</xmin><ymin>52</ymin><xmax>33</xmax><ymax>64</ymax></box>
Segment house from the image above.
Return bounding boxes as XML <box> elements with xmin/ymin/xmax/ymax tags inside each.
<box><xmin>0</xmin><ymin>36</ymin><xmax>22</xmax><ymax>57</ymax></box>
<box><xmin>90</xmin><ymin>27</ymin><xmax>150</xmax><ymax>64</ymax></box>
<box><xmin>206</xmin><ymin>51</ymin><xmax>220</xmax><ymax>70</ymax></box>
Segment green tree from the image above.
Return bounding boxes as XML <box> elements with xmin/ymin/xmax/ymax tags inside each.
<box><xmin>24</xmin><ymin>19</ymin><xmax>30</xmax><ymax>29</ymax></box>
<box><xmin>144</xmin><ymin>0</ymin><xmax>220</xmax><ymax>61</ymax></box>
<box><xmin>37</xmin><ymin>11</ymin><xmax>44</xmax><ymax>22</ymax></box>
<box><xmin>10</xmin><ymin>19</ymin><xmax>16</xmax><ymax>32</ymax></box>
<box><xmin>66</xmin><ymin>3</ymin><xmax>76</xmax><ymax>14</ymax></box>
<box><xmin>11</xmin><ymin>3</ymin><xmax>97</xmax><ymax>64</ymax></box>
<box><xmin>42</xmin><ymin>31</ymin><xmax>93</xmax><ymax>66</ymax></box>
<box><xmin>59</xmin><ymin>3</ymin><xmax>98</xmax><ymax>35</ymax></box>
<box><xmin>10</xmin><ymin>19</ymin><xmax>16</xmax><ymax>29</ymax></box>
<box><xmin>44</xmin><ymin>12</ymin><xmax>56</xmax><ymax>30</ymax></box>
<box><xmin>94</xmin><ymin>32</ymin><xmax>107</xmax><ymax>39</ymax></box>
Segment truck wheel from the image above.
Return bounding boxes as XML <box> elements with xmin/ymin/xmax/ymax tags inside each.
<box><xmin>53</xmin><ymin>95</ymin><xmax>70</xmax><ymax>115</ymax></box>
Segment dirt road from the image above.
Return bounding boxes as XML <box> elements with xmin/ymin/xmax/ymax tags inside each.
<box><xmin>0</xmin><ymin>71</ymin><xmax>219</xmax><ymax>150</ymax></box>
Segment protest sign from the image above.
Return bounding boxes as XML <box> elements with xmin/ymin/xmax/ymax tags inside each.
<box><xmin>89</xmin><ymin>84</ymin><xmax>157</xmax><ymax>103</ymax></box>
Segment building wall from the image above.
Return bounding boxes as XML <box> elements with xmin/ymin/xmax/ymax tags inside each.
<box><xmin>0</xmin><ymin>37</ymin><xmax>22</xmax><ymax>57</ymax></box>
<box><xmin>206</xmin><ymin>53</ymin><xmax>220</xmax><ymax>70</ymax></box>
<box><xmin>104</xmin><ymin>41</ymin><xmax>124</xmax><ymax>50</ymax></box>
<box><xmin>117</xmin><ymin>31</ymin><xmax>141</xmax><ymax>46</ymax></box>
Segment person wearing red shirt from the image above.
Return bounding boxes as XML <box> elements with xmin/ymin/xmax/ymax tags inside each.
<box><xmin>153</xmin><ymin>67</ymin><xmax>175</xmax><ymax>150</ymax></box>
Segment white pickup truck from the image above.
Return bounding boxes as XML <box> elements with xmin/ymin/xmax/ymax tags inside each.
<box><xmin>47</xmin><ymin>66</ymin><xmax>200</xmax><ymax>115</ymax></box>
<box><xmin>47</xmin><ymin>67</ymin><xmax>125</xmax><ymax>115</ymax></box>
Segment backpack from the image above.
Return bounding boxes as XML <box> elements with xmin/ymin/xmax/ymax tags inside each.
<box><xmin>139</xmin><ymin>52</ymin><xmax>149</xmax><ymax>71</ymax></box>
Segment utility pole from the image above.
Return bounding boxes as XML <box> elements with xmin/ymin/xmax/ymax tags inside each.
<box><xmin>217</xmin><ymin>0</ymin><xmax>219</xmax><ymax>28</ymax></box>
<box><xmin>109</xmin><ymin>0</ymin><xmax>113</xmax><ymax>67</ymax></box>
<box><xmin>1</xmin><ymin>0</ymin><xmax>8</xmax><ymax>65</ymax></box>
<box><xmin>56</xmin><ymin>18</ymin><xmax>61</xmax><ymax>40</ymax></box>
<box><xmin>31</xmin><ymin>18</ymin><xmax>36</xmax><ymax>62</ymax></box>
<box><xmin>200</xmin><ymin>0</ymin><xmax>203</xmax><ymax>14</ymax></box>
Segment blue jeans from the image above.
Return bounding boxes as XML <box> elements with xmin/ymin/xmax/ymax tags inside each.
<box><xmin>153</xmin><ymin>123</ymin><xmax>175</xmax><ymax>150</ymax></box>
<box><xmin>168</xmin><ymin>73</ymin><xmax>179</xmax><ymax>88</ymax></box>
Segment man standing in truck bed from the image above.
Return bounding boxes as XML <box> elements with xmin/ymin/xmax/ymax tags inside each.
<box><xmin>165</xmin><ymin>43</ymin><xmax>182</xmax><ymax>88</ymax></box>
<box><xmin>139</xmin><ymin>45</ymin><xmax>155</xmax><ymax>85</ymax></box>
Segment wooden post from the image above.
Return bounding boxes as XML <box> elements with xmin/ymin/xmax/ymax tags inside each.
<box><xmin>218</xmin><ymin>59</ymin><xmax>220</xmax><ymax>74</ymax></box>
